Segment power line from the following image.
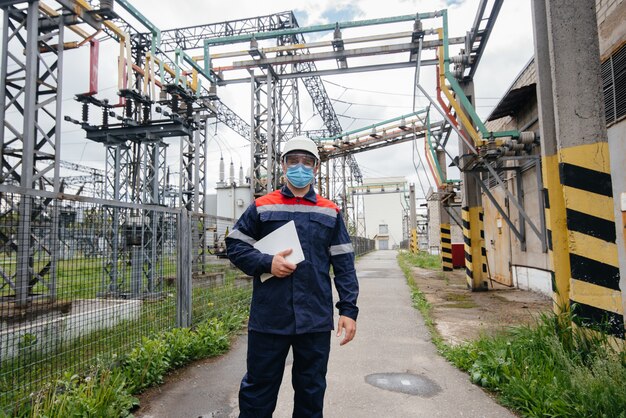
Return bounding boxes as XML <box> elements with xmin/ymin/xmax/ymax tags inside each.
<box><xmin>332</xmin><ymin>98</ymin><xmax>418</xmax><ymax>110</ymax></box>
<box><xmin>411</xmin><ymin>135</ymin><xmax>431</xmax><ymax>199</ymax></box>
<box><xmin>324</xmin><ymin>79</ymin><xmax>502</xmax><ymax>100</ymax></box>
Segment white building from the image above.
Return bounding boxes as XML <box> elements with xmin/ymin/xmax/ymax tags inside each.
<box><xmin>361</xmin><ymin>177</ymin><xmax>410</xmax><ymax>249</ymax></box>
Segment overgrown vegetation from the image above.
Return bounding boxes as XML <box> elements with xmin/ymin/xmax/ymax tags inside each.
<box><xmin>397</xmin><ymin>250</ymin><xmax>445</xmax><ymax>349</ymax></box>
<box><xmin>444</xmin><ymin>313</ymin><xmax>626</xmax><ymax>418</ymax></box>
<box><xmin>398</xmin><ymin>251</ymin><xmax>626</xmax><ymax>418</ymax></box>
<box><xmin>397</xmin><ymin>249</ymin><xmax>441</xmax><ymax>271</ymax></box>
<box><xmin>0</xmin><ymin>263</ymin><xmax>251</xmax><ymax>417</ymax></box>
<box><xmin>3</xmin><ymin>304</ymin><xmax>248</xmax><ymax>417</ymax></box>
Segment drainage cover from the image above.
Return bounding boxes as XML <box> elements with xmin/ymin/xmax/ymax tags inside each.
<box><xmin>365</xmin><ymin>372</ymin><xmax>441</xmax><ymax>397</ymax></box>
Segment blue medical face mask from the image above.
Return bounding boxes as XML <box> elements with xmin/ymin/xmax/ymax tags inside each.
<box><xmin>286</xmin><ymin>163</ymin><xmax>315</xmax><ymax>188</ymax></box>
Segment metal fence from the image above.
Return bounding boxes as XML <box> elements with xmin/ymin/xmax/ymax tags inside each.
<box><xmin>351</xmin><ymin>235</ymin><xmax>376</xmax><ymax>256</ymax></box>
<box><xmin>0</xmin><ymin>186</ymin><xmax>248</xmax><ymax>413</ymax></box>
<box><xmin>0</xmin><ymin>186</ymin><xmax>375</xmax><ymax>413</ymax></box>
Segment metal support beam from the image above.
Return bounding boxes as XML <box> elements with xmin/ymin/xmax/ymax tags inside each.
<box><xmin>1</xmin><ymin>2</ymin><xmax>64</xmax><ymax>305</ymax></box>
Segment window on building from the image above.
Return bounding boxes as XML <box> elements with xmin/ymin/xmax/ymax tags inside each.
<box><xmin>379</xmin><ymin>224</ymin><xmax>388</xmax><ymax>234</ymax></box>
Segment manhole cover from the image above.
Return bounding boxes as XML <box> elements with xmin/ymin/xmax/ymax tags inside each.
<box><xmin>365</xmin><ymin>372</ymin><xmax>441</xmax><ymax>397</ymax></box>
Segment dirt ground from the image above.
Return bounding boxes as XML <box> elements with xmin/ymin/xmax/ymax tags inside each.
<box><xmin>409</xmin><ymin>266</ymin><xmax>553</xmax><ymax>345</ymax></box>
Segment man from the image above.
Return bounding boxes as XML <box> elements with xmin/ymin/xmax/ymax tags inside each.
<box><xmin>226</xmin><ymin>135</ymin><xmax>359</xmax><ymax>418</ymax></box>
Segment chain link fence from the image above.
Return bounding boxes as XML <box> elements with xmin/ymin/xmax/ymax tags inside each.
<box><xmin>0</xmin><ymin>186</ymin><xmax>247</xmax><ymax>413</ymax></box>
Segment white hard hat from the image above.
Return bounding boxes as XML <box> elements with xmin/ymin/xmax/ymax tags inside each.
<box><xmin>281</xmin><ymin>135</ymin><xmax>320</xmax><ymax>161</ymax></box>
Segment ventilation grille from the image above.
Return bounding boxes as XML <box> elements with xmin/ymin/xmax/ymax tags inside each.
<box><xmin>602</xmin><ymin>42</ymin><xmax>626</xmax><ymax>126</ymax></box>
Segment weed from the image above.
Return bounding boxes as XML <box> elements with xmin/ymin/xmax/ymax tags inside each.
<box><xmin>397</xmin><ymin>252</ymin><xmax>626</xmax><ymax>418</ymax></box>
<box><xmin>4</xmin><ymin>306</ymin><xmax>248</xmax><ymax>417</ymax></box>
<box><xmin>397</xmin><ymin>250</ymin><xmax>441</xmax><ymax>270</ymax></box>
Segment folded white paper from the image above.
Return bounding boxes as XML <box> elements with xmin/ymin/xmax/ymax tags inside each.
<box><xmin>253</xmin><ymin>220</ymin><xmax>305</xmax><ymax>282</ymax></box>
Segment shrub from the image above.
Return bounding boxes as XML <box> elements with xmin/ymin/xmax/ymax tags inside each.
<box><xmin>122</xmin><ymin>337</ymin><xmax>170</xmax><ymax>392</ymax></box>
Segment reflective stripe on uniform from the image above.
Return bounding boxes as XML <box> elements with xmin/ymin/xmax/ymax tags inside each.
<box><xmin>329</xmin><ymin>243</ymin><xmax>354</xmax><ymax>256</ymax></box>
<box><xmin>257</xmin><ymin>204</ymin><xmax>337</xmax><ymax>218</ymax></box>
<box><xmin>228</xmin><ymin>229</ymin><xmax>257</xmax><ymax>246</ymax></box>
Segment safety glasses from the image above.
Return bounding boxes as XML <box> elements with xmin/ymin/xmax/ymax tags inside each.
<box><xmin>284</xmin><ymin>153</ymin><xmax>317</xmax><ymax>168</ymax></box>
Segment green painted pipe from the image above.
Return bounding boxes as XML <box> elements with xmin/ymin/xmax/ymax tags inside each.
<box><xmin>440</xmin><ymin>9</ymin><xmax>520</xmax><ymax>140</ymax></box>
<box><xmin>318</xmin><ymin>109</ymin><xmax>428</xmax><ymax>142</ymax></box>
<box><xmin>204</xmin><ymin>12</ymin><xmax>442</xmax><ymax>46</ymax></box>
<box><xmin>425</xmin><ymin>114</ymin><xmax>459</xmax><ymax>184</ymax></box>
<box><xmin>116</xmin><ymin>0</ymin><xmax>161</xmax><ymax>55</ymax></box>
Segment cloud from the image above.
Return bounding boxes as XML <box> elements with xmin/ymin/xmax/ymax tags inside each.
<box><xmin>293</xmin><ymin>9</ymin><xmax>310</xmax><ymax>26</ymax></box>
<box><xmin>320</xmin><ymin>3</ymin><xmax>363</xmax><ymax>24</ymax></box>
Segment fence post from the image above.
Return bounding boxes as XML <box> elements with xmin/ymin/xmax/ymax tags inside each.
<box><xmin>177</xmin><ymin>209</ymin><xmax>192</xmax><ymax>327</ymax></box>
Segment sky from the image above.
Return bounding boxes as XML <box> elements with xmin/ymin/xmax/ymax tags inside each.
<box><xmin>49</xmin><ymin>0</ymin><xmax>535</xmax><ymax>202</ymax></box>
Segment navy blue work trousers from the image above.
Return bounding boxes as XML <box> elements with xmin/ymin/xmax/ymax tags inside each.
<box><xmin>239</xmin><ymin>330</ymin><xmax>331</xmax><ymax>418</ymax></box>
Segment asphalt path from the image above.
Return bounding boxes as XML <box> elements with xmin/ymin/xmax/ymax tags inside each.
<box><xmin>138</xmin><ymin>250</ymin><xmax>514</xmax><ymax>418</ymax></box>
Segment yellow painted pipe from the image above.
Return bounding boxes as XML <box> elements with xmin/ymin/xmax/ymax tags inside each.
<box><xmin>436</xmin><ymin>29</ymin><xmax>483</xmax><ymax>147</ymax></box>
<box><xmin>40</xmin><ymin>2</ymin><xmax>92</xmax><ymax>40</ymax></box>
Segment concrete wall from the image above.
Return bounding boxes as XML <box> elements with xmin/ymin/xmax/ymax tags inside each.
<box><xmin>608</xmin><ymin>122</ymin><xmax>626</xmax><ymax>318</ymax></box>
<box><xmin>0</xmin><ymin>299</ymin><xmax>141</xmax><ymax>364</ymax></box>
<box><xmin>483</xmin><ymin>59</ymin><xmax>540</xmax><ymax>286</ymax></box>
<box><xmin>484</xmin><ymin>61</ymin><xmax>551</xmax><ymax>294</ymax></box>
<box><xmin>427</xmin><ymin>199</ymin><xmax>441</xmax><ymax>254</ymax></box>
<box><xmin>596</xmin><ymin>0</ymin><xmax>626</xmax><ymax>58</ymax></box>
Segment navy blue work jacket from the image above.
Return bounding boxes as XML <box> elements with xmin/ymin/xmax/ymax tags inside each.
<box><xmin>226</xmin><ymin>185</ymin><xmax>359</xmax><ymax>335</ymax></box>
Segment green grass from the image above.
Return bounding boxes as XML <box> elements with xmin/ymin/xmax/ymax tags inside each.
<box><xmin>397</xmin><ymin>252</ymin><xmax>626</xmax><ymax>418</ymax></box>
<box><xmin>0</xmin><ymin>265</ymin><xmax>251</xmax><ymax>416</ymax></box>
<box><xmin>0</xmin><ymin>255</ymin><xmax>231</xmax><ymax>300</ymax></box>
<box><xmin>397</xmin><ymin>251</ymin><xmax>444</xmax><ymax>348</ymax></box>
<box><xmin>445</xmin><ymin>314</ymin><xmax>626</xmax><ymax>417</ymax></box>
<box><xmin>397</xmin><ymin>250</ymin><xmax>441</xmax><ymax>270</ymax></box>
<box><xmin>6</xmin><ymin>305</ymin><xmax>249</xmax><ymax>418</ymax></box>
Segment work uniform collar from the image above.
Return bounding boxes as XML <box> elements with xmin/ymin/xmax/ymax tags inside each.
<box><xmin>280</xmin><ymin>184</ymin><xmax>317</xmax><ymax>203</ymax></box>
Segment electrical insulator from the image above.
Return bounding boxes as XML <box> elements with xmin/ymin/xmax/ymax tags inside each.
<box><xmin>125</xmin><ymin>99</ymin><xmax>132</xmax><ymax>118</ymax></box>
<box><xmin>143</xmin><ymin>104</ymin><xmax>150</xmax><ymax>123</ymax></box>
<box><xmin>100</xmin><ymin>0</ymin><xmax>114</xmax><ymax>11</ymax></box>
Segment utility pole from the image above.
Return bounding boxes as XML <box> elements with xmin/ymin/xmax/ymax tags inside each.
<box><xmin>409</xmin><ymin>184</ymin><xmax>417</xmax><ymax>253</ymax></box>
<box><xmin>438</xmin><ymin>150</ymin><xmax>453</xmax><ymax>271</ymax></box>
<box><xmin>459</xmin><ymin>81</ymin><xmax>488</xmax><ymax>290</ymax></box>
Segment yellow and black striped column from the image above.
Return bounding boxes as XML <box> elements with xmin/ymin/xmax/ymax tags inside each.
<box><xmin>410</xmin><ymin>228</ymin><xmax>418</xmax><ymax>254</ymax></box>
<box><xmin>440</xmin><ymin>223</ymin><xmax>453</xmax><ymax>271</ymax></box>
<box><xmin>534</xmin><ymin>0</ymin><xmax>624</xmax><ymax>339</ymax></box>
<box><xmin>479</xmin><ymin>209</ymin><xmax>488</xmax><ymax>277</ymax></box>
<box><xmin>560</xmin><ymin>144</ymin><xmax>623</xmax><ymax>339</ymax></box>
<box><xmin>462</xmin><ymin>206</ymin><xmax>488</xmax><ymax>290</ymax></box>
<box><xmin>542</xmin><ymin>152</ymin><xmax>571</xmax><ymax>311</ymax></box>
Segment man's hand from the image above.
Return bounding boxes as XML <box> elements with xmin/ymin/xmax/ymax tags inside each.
<box><xmin>271</xmin><ymin>248</ymin><xmax>296</xmax><ymax>278</ymax></box>
<box><xmin>336</xmin><ymin>315</ymin><xmax>356</xmax><ymax>346</ymax></box>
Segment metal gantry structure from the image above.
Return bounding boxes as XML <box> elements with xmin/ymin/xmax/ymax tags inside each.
<box><xmin>0</xmin><ymin>1</ymin><xmax>66</xmax><ymax>305</ymax></box>
<box><xmin>0</xmin><ymin>0</ymin><xmax>516</xmax><ymax>307</ymax></box>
